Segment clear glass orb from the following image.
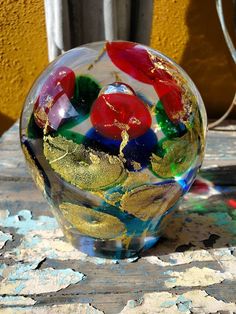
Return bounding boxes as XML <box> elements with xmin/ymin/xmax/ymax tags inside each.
<box><xmin>20</xmin><ymin>41</ymin><xmax>207</xmax><ymax>258</ymax></box>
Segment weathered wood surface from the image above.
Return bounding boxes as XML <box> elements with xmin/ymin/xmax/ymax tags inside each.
<box><xmin>0</xmin><ymin>121</ymin><xmax>236</xmax><ymax>314</ymax></box>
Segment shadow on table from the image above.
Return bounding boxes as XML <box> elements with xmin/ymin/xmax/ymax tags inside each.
<box><xmin>200</xmin><ymin>165</ymin><xmax>236</xmax><ymax>186</ymax></box>
<box><xmin>141</xmin><ymin>165</ymin><xmax>236</xmax><ymax>258</ymax></box>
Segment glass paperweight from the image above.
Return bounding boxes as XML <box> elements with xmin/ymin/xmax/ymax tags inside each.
<box><xmin>20</xmin><ymin>41</ymin><xmax>207</xmax><ymax>258</ymax></box>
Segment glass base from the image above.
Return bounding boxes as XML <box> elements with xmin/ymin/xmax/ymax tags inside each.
<box><xmin>63</xmin><ymin>227</ymin><xmax>160</xmax><ymax>259</ymax></box>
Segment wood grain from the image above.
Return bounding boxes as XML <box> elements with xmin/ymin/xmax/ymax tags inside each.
<box><xmin>0</xmin><ymin>121</ymin><xmax>236</xmax><ymax>314</ymax></box>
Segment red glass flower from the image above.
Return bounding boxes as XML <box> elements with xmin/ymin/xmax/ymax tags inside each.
<box><xmin>34</xmin><ymin>66</ymin><xmax>77</xmax><ymax>129</ymax></box>
<box><xmin>90</xmin><ymin>93</ymin><xmax>152</xmax><ymax>140</ymax></box>
<box><xmin>106</xmin><ymin>41</ymin><xmax>184</xmax><ymax>123</ymax></box>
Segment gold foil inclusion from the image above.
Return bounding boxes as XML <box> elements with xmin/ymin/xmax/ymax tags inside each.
<box><xmin>130</xmin><ymin>161</ymin><xmax>142</xmax><ymax>171</ymax></box>
<box><xmin>60</xmin><ymin>202</ymin><xmax>126</xmax><ymax>239</ymax></box>
<box><xmin>119</xmin><ymin>130</ymin><xmax>129</xmax><ymax>159</ymax></box>
<box><xmin>147</xmin><ymin>49</ymin><xmax>196</xmax><ymax>124</ymax></box>
<box><xmin>94</xmin><ymin>171</ymin><xmax>151</xmax><ymax>207</ymax></box>
<box><xmin>87</xmin><ymin>45</ymin><xmax>106</xmax><ymax>71</ymax></box>
<box><xmin>123</xmin><ymin>172</ymin><xmax>150</xmax><ymax>189</ymax></box>
<box><xmin>112</xmin><ymin>71</ymin><xmax>122</xmax><ymax>81</ymax></box>
<box><xmin>190</xmin><ymin>96</ymin><xmax>205</xmax><ymax>158</ymax></box>
<box><xmin>121</xmin><ymin>183</ymin><xmax>182</xmax><ymax>221</ymax></box>
<box><xmin>148</xmin><ymin>49</ymin><xmax>205</xmax><ymax>177</ymax></box>
<box><xmin>43</xmin><ymin>135</ymin><xmax>127</xmax><ymax>191</ymax></box>
<box><xmin>151</xmin><ymin>131</ymin><xmax>198</xmax><ymax>178</ymax></box>
<box><xmin>129</xmin><ymin>117</ymin><xmax>141</xmax><ymax>125</ymax></box>
<box><xmin>103</xmin><ymin>96</ymin><xmax>119</xmax><ymax>113</ymax></box>
<box><xmin>105</xmin><ymin>192</ymin><xmax>123</xmax><ymax>206</ymax></box>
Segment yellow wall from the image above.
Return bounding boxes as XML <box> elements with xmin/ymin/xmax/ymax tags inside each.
<box><xmin>151</xmin><ymin>0</ymin><xmax>236</xmax><ymax>118</ymax></box>
<box><xmin>0</xmin><ymin>0</ymin><xmax>48</xmax><ymax>134</ymax></box>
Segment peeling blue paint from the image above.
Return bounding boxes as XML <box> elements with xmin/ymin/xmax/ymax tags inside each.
<box><xmin>178</xmin><ymin>301</ymin><xmax>192</xmax><ymax>312</ymax></box>
<box><xmin>127</xmin><ymin>298</ymin><xmax>143</xmax><ymax>308</ymax></box>
<box><xmin>160</xmin><ymin>300</ymin><xmax>176</xmax><ymax>308</ymax></box>
<box><xmin>215</xmin><ymin>248</ymin><xmax>232</xmax><ymax>257</ymax></box>
<box><xmin>53</xmin><ymin>268</ymin><xmax>84</xmax><ymax>286</ymax></box>
<box><xmin>1</xmin><ymin>261</ymin><xmax>84</xmax><ymax>295</ymax></box>
<box><xmin>165</xmin><ymin>278</ymin><xmax>176</xmax><ymax>283</ymax></box>
<box><xmin>176</xmin><ymin>295</ymin><xmax>189</xmax><ymax>303</ymax></box>
<box><xmin>8</xmin><ymin>262</ymin><xmax>39</xmax><ymax>280</ymax></box>
<box><xmin>0</xmin><ymin>210</ymin><xmax>58</xmax><ymax>235</ymax></box>
<box><xmin>0</xmin><ymin>263</ymin><xmax>7</xmax><ymax>276</ymax></box>
<box><xmin>0</xmin><ymin>295</ymin><xmax>34</xmax><ymax>305</ymax></box>
<box><xmin>160</xmin><ymin>295</ymin><xmax>192</xmax><ymax>312</ymax></box>
<box><xmin>47</xmin><ymin>251</ymin><xmax>58</xmax><ymax>259</ymax></box>
<box><xmin>0</xmin><ymin>231</ymin><xmax>12</xmax><ymax>244</ymax></box>
<box><xmin>176</xmin><ymin>295</ymin><xmax>192</xmax><ymax>312</ymax></box>
<box><xmin>170</xmin><ymin>258</ymin><xmax>178</xmax><ymax>264</ymax></box>
<box><xmin>23</xmin><ymin>236</ymin><xmax>41</xmax><ymax>248</ymax></box>
<box><xmin>128</xmin><ymin>300</ymin><xmax>137</xmax><ymax>308</ymax></box>
<box><xmin>14</xmin><ymin>282</ymin><xmax>26</xmax><ymax>294</ymax></box>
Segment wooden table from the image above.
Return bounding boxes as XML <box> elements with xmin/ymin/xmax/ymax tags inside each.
<box><xmin>0</xmin><ymin>121</ymin><xmax>236</xmax><ymax>314</ymax></box>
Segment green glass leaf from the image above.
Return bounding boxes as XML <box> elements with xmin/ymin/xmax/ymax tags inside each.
<box><xmin>155</xmin><ymin>101</ymin><xmax>186</xmax><ymax>138</ymax></box>
<box><xmin>72</xmin><ymin>75</ymin><xmax>101</xmax><ymax>116</ymax></box>
<box><xmin>44</xmin><ymin>135</ymin><xmax>127</xmax><ymax>191</ymax></box>
<box><xmin>27</xmin><ymin>114</ymin><xmax>43</xmax><ymax>139</ymax></box>
<box><xmin>56</xmin><ymin>126</ymin><xmax>86</xmax><ymax>145</ymax></box>
<box><xmin>151</xmin><ymin>131</ymin><xmax>199</xmax><ymax>178</ymax></box>
<box><xmin>56</xmin><ymin>76</ymin><xmax>101</xmax><ymax>142</ymax></box>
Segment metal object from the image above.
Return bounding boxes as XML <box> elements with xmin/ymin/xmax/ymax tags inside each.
<box><xmin>216</xmin><ymin>0</ymin><xmax>236</xmax><ymax>63</ymax></box>
<box><xmin>44</xmin><ymin>0</ymin><xmax>153</xmax><ymax>62</ymax></box>
<box><xmin>44</xmin><ymin>0</ymin><xmax>71</xmax><ymax>61</ymax></box>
